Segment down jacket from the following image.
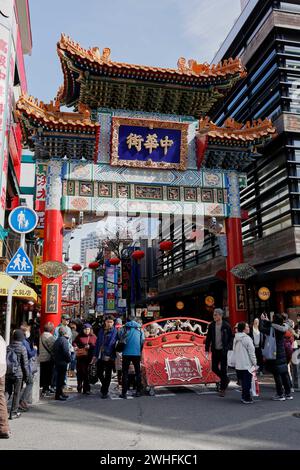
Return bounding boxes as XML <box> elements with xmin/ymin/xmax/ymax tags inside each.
<box><xmin>7</xmin><ymin>340</ymin><xmax>30</xmax><ymax>381</ymax></box>
<box><xmin>233</xmin><ymin>333</ymin><xmax>257</xmax><ymax>373</ymax></box>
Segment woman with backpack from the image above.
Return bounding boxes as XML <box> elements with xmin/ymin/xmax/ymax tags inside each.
<box><xmin>5</xmin><ymin>329</ymin><xmax>31</xmax><ymax>419</ymax></box>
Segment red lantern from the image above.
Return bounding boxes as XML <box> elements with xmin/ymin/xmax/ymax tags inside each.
<box><xmin>109</xmin><ymin>257</ymin><xmax>121</xmax><ymax>265</ymax></box>
<box><xmin>132</xmin><ymin>250</ymin><xmax>145</xmax><ymax>261</ymax></box>
<box><xmin>159</xmin><ymin>241</ymin><xmax>174</xmax><ymax>252</ymax></box>
<box><xmin>88</xmin><ymin>261</ymin><xmax>100</xmax><ymax>270</ymax></box>
<box><xmin>72</xmin><ymin>264</ymin><xmax>82</xmax><ymax>272</ymax></box>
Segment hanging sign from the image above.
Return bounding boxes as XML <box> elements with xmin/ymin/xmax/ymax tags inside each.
<box><xmin>258</xmin><ymin>287</ymin><xmax>271</xmax><ymax>301</ymax></box>
<box><xmin>45</xmin><ymin>283</ymin><xmax>59</xmax><ymax>314</ymax></box>
<box><xmin>205</xmin><ymin>296</ymin><xmax>215</xmax><ymax>307</ymax></box>
<box><xmin>176</xmin><ymin>301</ymin><xmax>184</xmax><ymax>310</ymax></box>
<box><xmin>235</xmin><ymin>284</ymin><xmax>247</xmax><ymax>311</ymax></box>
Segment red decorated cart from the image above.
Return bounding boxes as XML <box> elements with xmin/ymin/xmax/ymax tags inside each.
<box><xmin>141</xmin><ymin>317</ymin><xmax>220</xmax><ymax>395</ymax></box>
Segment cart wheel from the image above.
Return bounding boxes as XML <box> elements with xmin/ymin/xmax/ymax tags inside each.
<box><xmin>148</xmin><ymin>387</ymin><xmax>155</xmax><ymax>396</ymax></box>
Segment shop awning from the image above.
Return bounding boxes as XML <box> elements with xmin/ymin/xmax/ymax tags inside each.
<box><xmin>0</xmin><ymin>273</ymin><xmax>38</xmax><ymax>302</ymax></box>
<box><xmin>265</xmin><ymin>257</ymin><xmax>300</xmax><ymax>273</ymax></box>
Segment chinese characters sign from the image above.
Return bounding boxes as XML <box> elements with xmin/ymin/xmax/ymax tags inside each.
<box><xmin>165</xmin><ymin>357</ymin><xmax>202</xmax><ymax>382</ymax></box>
<box><xmin>111</xmin><ymin>117</ymin><xmax>188</xmax><ymax>170</ymax></box>
<box><xmin>45</xmin><ymin>283</ymin><xmax>59</xmax><ymax>314</ymax></box>
<box><xmin>235</xmin><ymin>284</ymin><xmax>247</xmax><ymax>311</ymax></box>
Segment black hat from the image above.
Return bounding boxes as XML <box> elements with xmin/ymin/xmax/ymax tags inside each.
<box><xmin>13</xmin><ymin>329</ymin><xmax>25</xmax><ymax>341</ymax></box>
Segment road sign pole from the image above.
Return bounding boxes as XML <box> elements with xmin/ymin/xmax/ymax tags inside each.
<box><xmin>5</xmin><ymin>234</ymin><xmax>25</xmax><ymax>344</ymax></box>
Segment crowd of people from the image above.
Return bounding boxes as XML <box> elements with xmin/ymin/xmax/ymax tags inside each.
<box><xmin>0</xmin><ymin>309</ymin><xmax>299</xmax><ymax>439</ymax></box>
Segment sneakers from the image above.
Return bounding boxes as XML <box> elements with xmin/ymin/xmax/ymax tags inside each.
<box><xmin>9</xmin><ymin>412</ymin><xmax>21</xmax><ymax>419</ymax></box>
<box><xmin>285</xmin><ymin>395</ymin><xmax>294</xmax><ymax>400</ymax></box>
<box><xmin>272</xmin><ymin>395</ymin><xmax>286</xmax><ymax>401</ymax></box>
<box><xmin>0</xmin><ymin>432</ymin><xmax>10</xmax><ymax>439</ymax></box>
<box><xmin>119</xmin><ymin>394</ymin><xmax>127</xmax><ymax>399</ymax></box>
<box><xmin>219</xmin><ymin>390</ymin><xmax>225</xmax><ymax>397</ymax></box>
<box><xmin>241</xmin><ymin>399</ymin><xmax>254</xmax><ymax>404</ymax></box>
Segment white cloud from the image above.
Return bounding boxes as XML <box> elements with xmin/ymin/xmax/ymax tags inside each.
<box><xmin>172</xmin><ymin>0</ymin><xmax>241</xmax><ymax>62</ymax></box>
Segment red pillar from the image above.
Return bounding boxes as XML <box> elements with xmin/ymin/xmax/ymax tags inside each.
<box><xmin>225</xmin><ymin>217</ymin><xmax>247</xmax><ymax>326</ymax></box>
<box><xmin>41</xmin><ymin>209</ymin><xmax>63</xmax><ymax>329</ymax></box>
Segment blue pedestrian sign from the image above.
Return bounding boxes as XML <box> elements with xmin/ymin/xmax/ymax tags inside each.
<box><xmin>8</xmin><ymin>206</ymin><xmax>38</xmax><ymax>234</ymax></box>
<box><xmin>6</xmin><ymin>247</ymin><xmax>33</xmax><ymax>276</ymax></box>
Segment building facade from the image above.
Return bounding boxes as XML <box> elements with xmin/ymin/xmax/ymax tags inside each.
<box><xmin>157</xmin><ymin>0</ymin><xmax>300</xmax><ymax>321</ymax></box>
<box><xmin>80</xmin><ymin>232</ymin><xmax>101</xmax><ymax>265</ymax></box>
<box><xmin>211</xmin><ymin>0</ymin><xmax>300</xmax><ymax>320</ymax></box>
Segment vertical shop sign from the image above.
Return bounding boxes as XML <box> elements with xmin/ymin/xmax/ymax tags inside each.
<box><xmin>45</xmin><ymin>283</ymin><xmax>59</xmax><ymax>314</ymax></box>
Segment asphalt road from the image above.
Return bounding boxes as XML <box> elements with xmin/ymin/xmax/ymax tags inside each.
<box><xmin>1</xmin><ymin>377</ymin><xmax>300</xmax><ymax>451</ymax></box>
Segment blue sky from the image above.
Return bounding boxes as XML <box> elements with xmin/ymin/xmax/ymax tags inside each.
<box><xmin>25</xmin><ymin>0</ymin><xmax>241</xmax><ymax>103</ymax></box>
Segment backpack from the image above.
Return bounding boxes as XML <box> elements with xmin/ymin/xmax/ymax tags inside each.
<box><xmin>115</xmin><ymin>327</ymin><xmax>128</xmax><ymax>353</ymax></box>
<box><xmin>6</xmin><ymin>346</ymin><xmax>19</xmax><ymax>379</ymax></box>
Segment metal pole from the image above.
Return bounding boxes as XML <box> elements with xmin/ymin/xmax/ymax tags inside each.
<box><xmin>5</xmin><ymin>234</ymin><xmax>25</xmax><ymax>344</ymax></box>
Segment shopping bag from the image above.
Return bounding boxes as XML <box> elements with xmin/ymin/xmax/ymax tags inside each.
<box><xmin>251</xmin><ymin>370</ymin><xmax>260</xmax><ymax>397</ymax></box>
<box><xmin>88</xmin><ymin>363</ymin><xmax>98</xmax><ymax>385</ymax></box>
<box><xmin>227</xmin><ymin>350</ymin><xmax>236</xmax><ymax>368</ymax></box>
<box><xmin>262</xmin><ymin>326</ymin><xmax>277</xmax><ymax>360</ymax></box>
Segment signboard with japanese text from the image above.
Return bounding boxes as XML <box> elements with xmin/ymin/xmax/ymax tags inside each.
<box><xmin>45</xmin><ymin>283</ymin><xmax>59</xmax><ymax>314</ymax></box>
<box><xmin>34</xmin><ymin>256</ymin><xmax>43</xmax><ymax>286</ymax></box>
<box><xmin>141</xmin><ymin>318</ymin><xmax>219</xmax><ymax>388</ymax></box>
<box><xmin>35</xmin><ymin>163</ymin><xmax>47</xmax><ymax>212</ymax></box>
<box><xmin>105</xmin><ymin>266</ymin><xmax>116</xmax><ymax>312</ymax></box>
<box><xmin>111</xmin><ymin>117</ymin><xmax>188</xmax><ymax>171</ymax></box>
<box><xmin>165</xmin><ymin>357</ymin><xmax>202</xmax><ymax>382</ymax></box>
<box><xmin>235</xmin><ymin>284</ymin><xmax>247</xmax><ymax>311</ymax></box>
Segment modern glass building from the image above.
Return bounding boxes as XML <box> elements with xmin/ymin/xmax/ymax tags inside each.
<box><xmin>155</xmin><ymin>0</ymin><xmax>300</xmax><ymax>320</ymax></box>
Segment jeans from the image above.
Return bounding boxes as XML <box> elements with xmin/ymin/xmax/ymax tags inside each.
<box><xmin>20</xmin><ymin>381</ymin><xmax>33</xmax><ymax>403</ymax></box>
<box><xmin>211</xmin><ymin>349</ymin><xmax>229</xmax><ymax>391</ymax></box>
<box><xmin>5</xmin><ymin>377</ymin><xmax>23</xmax><ymax>415</ymax></box>
<box><xmin>273</xmin><ymin>371</ymin><xmax>291</xmax><ymax>396</ymax></box>
<box><xmin>55</xmin><ymin>364</ymin><xmax>68</xmax><ymax>398</ymax></box>
<box><xmin>70</xmin><ymin>352</ymin><xmax>76</xmax><ymax>372</ymax></box>
<box><xmin>0</xmin><ymin>376</ymin><xmax>9</xmax><ymax>433</ymax></box>
<box><xmin>122</xmin><ymin>356</ymin><xmax>141</xmax><ymax>395</ymax></box>
<box><xmin>236</xmin><ymin>369</ymin><xmax>252</xmax><ymax>402</ymax></box>
<box><xmin>97</xmin><ymin>359</ymin><xmax>114</xmax><ymax>396</ymax></box>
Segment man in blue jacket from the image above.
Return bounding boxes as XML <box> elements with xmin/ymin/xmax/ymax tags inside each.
<box><xmin>92</xmin><ymin>316</ymin><xmax>118</xmax><ymax>399</ymax></box>
<box><xmin>120</xmin><ymin>316</ymin><xmax>145</xmax><ymax>399</ymax></box>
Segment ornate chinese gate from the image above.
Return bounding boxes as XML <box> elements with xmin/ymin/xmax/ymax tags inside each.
<box><xmin>16</xmin><ymin>35</ymin><xmax>276</xmax><ymax>329</ymax></box>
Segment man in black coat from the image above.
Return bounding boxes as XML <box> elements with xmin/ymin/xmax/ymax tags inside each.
<box><xmin>205</xmin><ymin>308</ymin><xmax>233</xmax><ymax>396</ymax></box>
<box><xmin>260</xmin><ymin>313</ymin><xmax>292</xmax><ymax>400</ymax></box>
<box><xmin>52</xmin><ymin>327</ymin><xmax>71</xmax><ymax>401</ymax></box>
<box><xmin>5</xmin><ymin>329</ymin><xmax>31</xmax><ymax>419</ymax></box>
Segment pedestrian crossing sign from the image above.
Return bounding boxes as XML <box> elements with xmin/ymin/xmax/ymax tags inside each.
<box><xmin>6</xmin><ymin>247</ymin><xmax>33</xmax><ymax>276</ymax></box>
